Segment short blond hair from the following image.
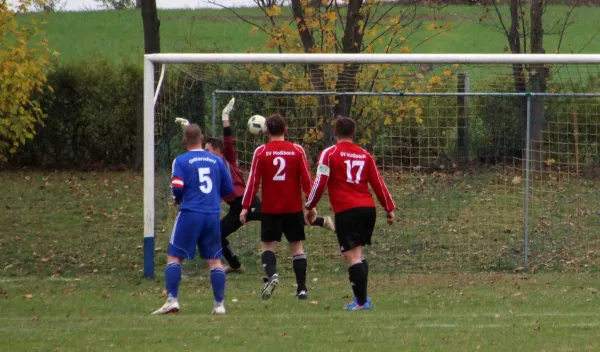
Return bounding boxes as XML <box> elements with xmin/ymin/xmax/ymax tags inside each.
<box><xmin>184</xmin><ymin>124</ymin><xmax>203</xmax><ymax>146</ymax></box>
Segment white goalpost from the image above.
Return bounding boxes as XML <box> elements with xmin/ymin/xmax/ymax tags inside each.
<box><xmin>143</xmin><ymin>53</ymin><xmax>600</xmax><ymax>279</ymax></box>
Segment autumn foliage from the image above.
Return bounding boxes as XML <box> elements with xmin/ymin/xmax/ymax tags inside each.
<box><xmin>0</xmin><ymin>0</ymin><xmax>52</xmax><ymax>161</ymax></box>
<box><xmin>235</xmin><ymin>0</ymin><xmax>456</xmax><ymax>147</ymax></box>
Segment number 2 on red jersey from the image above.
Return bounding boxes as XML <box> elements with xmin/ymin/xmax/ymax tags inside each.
<box><xmin>273</xmin><ymin>156</ymin><xmax>286</xmax><ymax>181</ymax></box>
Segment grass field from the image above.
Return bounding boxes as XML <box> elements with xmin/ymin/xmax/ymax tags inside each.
<box><xmin>21</xmin><ymin>5</ymin><xmax>600</xmax><ymax>64</ymax></box>
<box><xmin>1</xmin><ymin>272</ymin><xmax>599</xmax><ymax>351</ymax></box>
<box><xmin>1</xmin><ymin>169</ymin><xmax>599</xmax><ymax>350</ymax></box>
<box><xmin>2</xmin><ymin>168</ymin><xmax>600</xmax><ymax>277</ymax></box>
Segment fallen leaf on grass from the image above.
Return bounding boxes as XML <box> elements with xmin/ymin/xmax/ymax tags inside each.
<box><xmin>24</xmin><ymin>294</ymin><xmax>33</xmax><ymax>300</ymax></box>
<box><xmin>131</xmin><ymin>292</ymin><xmax>144</xmax><ymax>296</ymax></box>
<box><xmin>231</xmin><ymin>298</ymin><xmax>238</xmax><ymax>303</ymax></box>
<box><xmin>32</xmin><ymin>315</ymin><xmax>39</xmax><ymax>322</ymax></box>
<box><xmin>310</xmin><ymin>301</ymin><xmax>319</xmax><ymax>305</ymax></box>
<box><xmin>102</xmin><ymin>293</ymin><xmax>111</xmax><ymax>299</ymax></box>
<box><xmin>511</xmin><ymin>292</ymin><xmax>522</xmax><ymax>297</ymax></box>
<box><xmin>277</xmin><ymin>332</ymin><xmax>291</xmax><ymax>339</ymax></box>
<box><xmin>512</xmin><ymin>176</ymin><xmax>522</xmax><ymax>185</ymax></box>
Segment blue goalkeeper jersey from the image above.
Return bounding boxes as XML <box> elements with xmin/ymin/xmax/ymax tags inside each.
<box><xmin>171</xmin><ymin>149</ymin><xmax>234</xmax><ymax>213</ymax></box>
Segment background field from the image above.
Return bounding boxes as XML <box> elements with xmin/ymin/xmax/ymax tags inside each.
<box><xmin>0</xmin><ymin>170</ymin><xmax>599</xmax><ymax>350</ymax></box>
<box><xmin>27</xmin><ymin>5</ymin><xmax>600</xmax><ymax>64</ymax></box>
<box><xmin>3</xmin><ymin>3</ymin><xmax>600</xmax><ymax>351</ymax></box>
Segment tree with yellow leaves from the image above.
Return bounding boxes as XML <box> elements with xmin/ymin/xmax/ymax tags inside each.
<box><xmin>212</xmin><ymin>0</ymin><xmax>453</xmax><ymax>149</ymax></box>
<box><xmin>0</xmin><ymin>0</ymin><xmax>52</xmax><ymax>162</ymax></box>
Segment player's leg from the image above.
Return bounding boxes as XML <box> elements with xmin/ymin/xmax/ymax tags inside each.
<box><xmin>361</xmin><ymin>208</ymin><xmax>377</xmax><ymax>286</ymax></box>
<box><xmin>220</xmin><ymin>204</ymin><xmax>244</xmax><ymax>273</ymax></box>
<box><xmin>199</xmin><ymin>213</ymin><xmax>227</xmax><ymax>315</ymax></box>
<box><xmin>153</xmin><ymin>212</ymin><xmax>197</xmax><ymax>315</ymax></box>
<box><xmin>206</xmin><ymin>258</ymin><xmax>226</xmax><ymax>314</ymax></box>
<box><xmin>308</xmin><ymin>216</ymin><xmax>336</xmax><ymax>233</ymax></box>
<box><xmin>284</xmin><ymin>212</ymin><xmax>308</xmax><ymax>299</ymax></box>
<box><xmin>260</xmin><ymin>214</ymin><xmax>282</xmax><ymax>300</ymax></box>
<box><xmin>245</xmin><ymin>196</ymin><xmax>263</xmax><ymax>222</ymax></box>
<box><xmin>335</xmin><ymin>208</ymin><xmax>370</xmax><ymax>310</ymax></box>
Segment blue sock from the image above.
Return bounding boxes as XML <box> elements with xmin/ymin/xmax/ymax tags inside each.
<box><xmin>165</xmin><ymin>262</ymin><xmax>182</xmax><ymax>299</ymax></box>
<box><xmin>210</xmin><ymin>267</ymin><xmax>226</xmax><ymax>303</ymax></box>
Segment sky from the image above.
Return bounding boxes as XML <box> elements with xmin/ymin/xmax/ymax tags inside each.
<box><xmin>7</xmin><ymin>0</ymin><xmax>259</xmax><ymax>11</ymax></box>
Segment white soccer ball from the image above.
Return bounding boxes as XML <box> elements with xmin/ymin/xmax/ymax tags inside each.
<box><xmin>247</xmin><ymin>114</ymin><xmax>267</xmax><ymax>135</ymax></box>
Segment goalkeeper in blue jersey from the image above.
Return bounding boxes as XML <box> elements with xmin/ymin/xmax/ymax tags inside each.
<box><xmin>152</xmin><ymin>124</ymin><xmax>234</xmax><ymax>316</ymax></box>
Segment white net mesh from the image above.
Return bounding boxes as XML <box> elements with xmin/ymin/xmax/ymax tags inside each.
<box><xmin>152</xmin><ymin>59</ymin><xmax>600</xmax><ymax>272</ymax></box>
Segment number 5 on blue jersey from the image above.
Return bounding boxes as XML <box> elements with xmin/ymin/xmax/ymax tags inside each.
<box><xmin>171</xmin><ymin>152</ymin><xmax>234</xmax><ymax>213</ymax></box>
<box><xmin>169</xmin><ymin>151</ymin><xmax>234</xmax><ymax>260</ymax></box>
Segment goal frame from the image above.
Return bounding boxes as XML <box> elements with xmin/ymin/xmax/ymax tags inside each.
<box><xmin>143</xmin><ymin>53</ymin><xmax>600</xmax><ymax>279</ymax></box>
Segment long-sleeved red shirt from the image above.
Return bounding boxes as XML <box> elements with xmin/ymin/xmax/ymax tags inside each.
<box><xmin>305</xmin><ymin>141</ymin><xmax>395</xmax><ymax>214</ymax></box>
<box><xmin>221</xmin><ymin>127</ymin><xmax>246</xmax><ymax>203</ymax></box>
<box><xmin>242</xmin><ymin>140</ymin><xmax>312</xmax><ymax>214</ymax></box>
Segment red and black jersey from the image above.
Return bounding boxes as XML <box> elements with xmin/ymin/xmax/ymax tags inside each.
<box><xmin>221</xmin><ymin>127</ymin><xmax>246</xmax><ymax>203</ymax></box>
<box><xmin>242</xmin><ymin>140</ymin><xmax>312</xmax><ymax>214</ymax></box>
<box><xmin>305</xmin><ymin>141</ymin><xmax>395</xmax><ymax>214</ymax></box>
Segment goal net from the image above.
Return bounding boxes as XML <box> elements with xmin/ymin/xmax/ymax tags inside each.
<box><xmin>144</xmin><ymin>54</ymin><xmax>600</xmax><ymax>278</ymax></box>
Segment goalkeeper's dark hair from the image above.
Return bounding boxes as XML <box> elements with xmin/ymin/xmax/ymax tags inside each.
<box><xmin>266</xmin><ymin>113</ymin><xmax>286</xmax><ymax>136</ymax></box>
<box><xmin>205</xmin><ymin>137</ymin><xmax>224</xmax><ymax>152</ymax></box>
<box><xmin>335</xmin><ymin>116</ymin><xmax>356</xmax><ymax>139</ymax></box>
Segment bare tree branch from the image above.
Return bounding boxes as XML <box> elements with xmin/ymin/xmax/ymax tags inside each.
<box><xmin>411</xmin><ymin>25</ymin><xmax>455</xmax><ymax>52</ymax></box>
<box><xmin>519</xmin><ymin>0</ymin><xmax>527</xmax><ymax>54</ymax></box>
<box><xmin>366</xmin><ymin>2</ymin><xmax>417</xmax><ymax>48</ymax></box>
<box><xmin>556</xmin><ymin>3</ymin><xmax>577</xmax><ymax>52</ymax></box>
<box><xmin>491</xmin><ymin>0</ymin><xmax>511</xmax><ymax>40</ymax></box>
<box><xmin>206</xmin><ymin>0</ymin><xmax>272</xmax><ymax>36</ymax></box>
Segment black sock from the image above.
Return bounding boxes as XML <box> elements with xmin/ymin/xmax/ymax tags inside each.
<box><xmin>310</xmin><ymin>217</ymin><xmax>325</xmax><ymax>227</ymax></box>
<box><xmin>261</xmin><ymin>250</ymin><xmax>277</xmax><ymax>278</ymax></box>
<box><xmin>292</xmin><ymin>254</ymin><xmax>308</xmax><ymax>292</ymax></box>
<box><xmin>362</xmin><ymin>258</ymin><xmax>369</xmax><ymax>280</ymax></box>
<box><xmin>222</xmin><ymin>242</ymin><xmax>241</xmax><ymax>269</ymax></box>
<box><xmin>348</xmin><ymin>263</ymin><xmax>368</xmax><ymax>306</ymax></box>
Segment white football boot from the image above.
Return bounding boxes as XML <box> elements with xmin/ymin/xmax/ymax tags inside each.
<box><xmin>152</xmin><ymin>296</ymin><xmax>180</xmax><ymax>315</ymax></box>
<box><xmin>212</xmin><ymin>301</ymin><xmax>226</xmax><ymax>315</ymax></box>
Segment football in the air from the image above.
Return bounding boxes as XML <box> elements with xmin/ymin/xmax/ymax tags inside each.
<box><xmin>247</xmin><ymin>114</ymin><xmax>267</xmax><ymax>135</ymax></box>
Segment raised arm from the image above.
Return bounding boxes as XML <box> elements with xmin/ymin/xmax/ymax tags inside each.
<box><xmin>221</xmin><ymin>97</ymin><xmax>237</xmax><ymax>164</ymax></box>
<box><xmin>305</xmin><ymin>149</ymin><xmax>331</xmax><ymax>210</ymax></box>
<box><xmin>366</xmin><ymin>154</ymin><xmax>395</xmax><ymax>213</ymax></box>
<box><xmin>241</xmin><ymin>146</ymin><xmax>264</xmax><ymax>210</ymax></box>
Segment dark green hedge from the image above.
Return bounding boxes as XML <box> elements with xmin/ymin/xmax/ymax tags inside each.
<box><xmin>10</xmin><ymin>61</ymin><xmax>143</xmax><ymax>167</ymax></box>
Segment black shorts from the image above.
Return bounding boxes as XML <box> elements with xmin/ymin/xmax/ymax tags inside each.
<box><xmin>261</xmin><ymin>212</ymin><xmax>306</xmax><ymax>243</ymax></box>
<box><xmin>221</xmin><ymin>196</ymin><xmax>262</xmax><ymax>239</ymax></box>
<box><xmin>334</xmin><ymin>207</ymin><xmax>376</xmax><ymax>252</ymax></box>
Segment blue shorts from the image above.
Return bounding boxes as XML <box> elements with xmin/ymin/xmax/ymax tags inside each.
<box><xmin>168</xmin><ymin>211</ymin><xmax>222</xmax><ymax>260</ymax></box>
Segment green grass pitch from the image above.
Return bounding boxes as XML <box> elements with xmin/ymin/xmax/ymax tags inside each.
<box><xmin>1</xmin><ymin>171</ymin><xmax>599</xmax><ymax>351</ymax></box>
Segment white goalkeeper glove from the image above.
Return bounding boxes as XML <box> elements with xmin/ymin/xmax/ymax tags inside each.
<box><xmin>221</xmin><ymin>97</ymin><xmax>235</xmax><ymax>122</ymax></box>
<box><xmin>175</xmin><ymin>117</ymin><xmax>190</xmax><ymax>129</ymax></box>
